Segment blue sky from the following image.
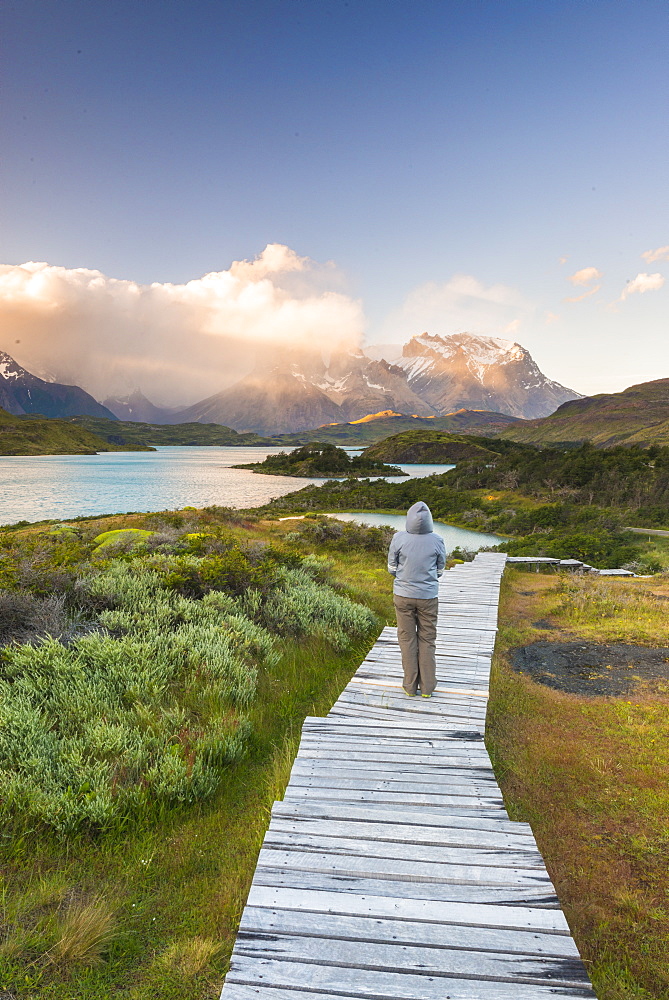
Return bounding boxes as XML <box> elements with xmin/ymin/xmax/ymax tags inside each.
<box><xmin>2</xmin><ymin>0</ymin><xmax>669</xmax><ymax>400</ymax></box>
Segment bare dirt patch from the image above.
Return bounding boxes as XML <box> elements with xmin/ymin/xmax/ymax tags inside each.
<box><xmin>510</xmin><ymin>640</ymin><xmax>669</xmax><ymax>696</ymax></box>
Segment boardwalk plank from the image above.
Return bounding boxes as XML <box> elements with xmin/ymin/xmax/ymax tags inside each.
<box><xmin>281</xmin><ymin>787</ymin><xmax>504</xmax><ymax>809</ymax></box>
<box><xmin>226</xmin><ymin>958</ymin><xmax>595</xmax><ymax>998</ymax></box>
<box><xmin>239</xmin><ymin>904</ymin><xmax>581</xmax><ymax>957</ymax></box>
<box><xmin>234</xmin><ymin>932</ymin><xmax>591</xmax><ymax>987</ymax></box>
<box><xmin>271</xmin><ymin>800</ymin><xmax>533</xmax><ymax>836</ymax></box>
<box><xmin>252</xmin><ymin>868</ymin><xmax>560</xmax><ymax>907</ymax></box>
<box><xmin>256</xmin><ymin>847</ymin><xmax>553</xmax><ymax>888</ymax></box>
<box><xmin>268</xmin><ymin>816</ymin><xmax>539</xmax><ymax>852</ymax></box>
<box><xmin>246</xmin><ymin>885</ymin><xmax>570</xmax><ymax>932</ymax></box>
<box><xmin>263</xmin><ymin>831</ymin><xmax>546</xmax><ymax>869</ymax></box>
<box><xmin>297</xmin><ymin>739</ymin><xmax>490</xmax><ymax>755</ymax></box>
<box><xmin>285</xmin><ymin>775</ymin><xmax>504</xmax><ymax>798</ymax></box>
<box><xmin>289</xmin><ymin>764</ymin><xmax>499</xmax><ymax>785</ymax></box>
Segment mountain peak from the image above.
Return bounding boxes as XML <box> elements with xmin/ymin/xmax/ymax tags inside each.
<box><xmin>0</xmin><ymin>348</ymin><xmax>117</xmax><ymax>420</ymax></box>
<box><xmin>404</xmin><ymin>331</ymin><xmax>527</xmax><ymax>366</ymax></box>
<box><xmin>382</xmin><ymin>331</ymin><xmax>581</xmax><ymax>420</ymax></box>
<box><xmin>103</xmin><ymin>390</ymin><xmax>177</xmax><ymax>423</ymax></box>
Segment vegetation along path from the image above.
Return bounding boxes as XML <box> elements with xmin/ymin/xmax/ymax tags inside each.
<box><xmin>220</xmin><ymin>552</ymin><xmax>596</xmax><ymax>1000</ymax></box>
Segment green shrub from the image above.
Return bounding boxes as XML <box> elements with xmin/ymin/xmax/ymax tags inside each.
<box><xmin>0</xmin><ymin>560</ymin><xmax>279</xmax><ymax>834</ymax></box>
<box><xmin>290</xmin><ymin>517</ymin><xmax>394</xmax><ymax>552</ymax></box>
<box><xmin>0</xmin><ymin>522</ymin><xmax>378</xmax><ymax>835</ymax></box>
<box><xmin>260</xmin><ymin>567</ymin><xmax>377</xmax><ymax>651</ymax></box>
<box><xmin>92</xmin><ymin>528</ymin><xmax>154</xmax><ymax>552</ymax></box>
<box><xmin>0</xmin><ymin>623</ymin><xmax>258</xmax><ymax>835</ymax></box>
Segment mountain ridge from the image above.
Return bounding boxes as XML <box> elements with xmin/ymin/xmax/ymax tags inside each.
<box><xmin>497</xmin><ymin>379</ymin><xmax>669</xmax><ymax>447</ymax></box>
<box><xmin>268</xmin><ymin>409</ymin><xmax>521</xmax><ymax>446</ymax></box>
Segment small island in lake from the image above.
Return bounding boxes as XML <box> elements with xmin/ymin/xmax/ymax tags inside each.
<box><xmin>233</xmin><ymin>441</ymin><xmax>407</xmax><ymax>478</ymax></box>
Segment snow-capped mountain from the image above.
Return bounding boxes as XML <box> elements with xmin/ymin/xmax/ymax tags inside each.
<box><xmin>379</xmin><ymin>333</ymin><xmax>581</xmax><ymax>420</ymax></box>
<box><xmin>168</xmin><ymin>333</ymin><xmax>580</xmax><ymax>434</ymax></box>
<box><xmin>172</xmin><ymin>347</ymin><xmax>436</xmax><ymax>434</ymax></box>
<box><xmin>0</xmin><ymin>350</ymin><xmax>117</xmax><ymax>420</ymax></box>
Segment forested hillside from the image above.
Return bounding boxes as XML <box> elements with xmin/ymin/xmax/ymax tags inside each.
<box><xmin>451</xmin><ymin>442</ymin><xmax>669</xmax><ymax>516</ymax></box>
<box><xmin>0</xmin><ymin>407</ymin><xmax>152</xmax><ymax>455</ymax></box>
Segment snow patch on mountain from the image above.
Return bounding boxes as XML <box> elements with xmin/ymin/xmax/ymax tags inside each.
<box><xmin>0</xmin><ymin>353</ymin><xmax>27</xmax><ymax>380</ymax></box>
<box><xmin>0</xmin><ymin>361</ymin><xmax>20</xmax><ymax>380</ymax></box>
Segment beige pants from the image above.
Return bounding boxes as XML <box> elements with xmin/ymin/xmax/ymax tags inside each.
<box><xmin>393</xmin><ymin>595</ymin><xmax>438</xmax><ymax>695</ymax></box>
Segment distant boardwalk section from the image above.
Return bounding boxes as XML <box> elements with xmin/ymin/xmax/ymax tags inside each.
<box><xmin>221</xmin><ymin>552</ymin><xmax>597</xmax><ymax>1000</ymax></box>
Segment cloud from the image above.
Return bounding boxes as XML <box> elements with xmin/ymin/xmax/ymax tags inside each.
<box><xmin>565</xmin><ymin>284</ymin><xmax>601</xmax><ymax>303</ymax></box>
<box><xmin>376</xmin><ymin>274</ymin><xmax>534</xmax><ymax>344</ymax></box>
<box><xmin>563</xmin><ymin>266</ymin><xmax>602</xmax><ymax>304</ymax></box>
<box><xmin>616</xmin><ymin>271</ymin><xmax>665</xmax><ymax>302</ymax></box>
<box><xmin>545</xmin><ymin>312</ymin><xmax>560</xmax><ymax>324</ymax></box>
<box><xmin>642</xmin><ymin>245</ymin><xmax>669</xmax><ymax>264</ymax></box>
<box><xmin>567</xmin><ymin>266</ymin><xmax>602</xmax><ymax>286</ymax></box>
<box><xmin>0</xmin><ymin>245</ymin><xmax>364</xmax><ymax>404</ymax></box>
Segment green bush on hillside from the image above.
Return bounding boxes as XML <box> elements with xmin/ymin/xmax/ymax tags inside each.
<box><xmin>0</xmin><ymin>561</ymin><xmax>273</xmax><ymax>834</ymax></box>
<box><xmin>92</xmin><ymin>527</ymin><xmax>154</xmax><ymax>551</ymax></box>
<box><xmin>0</xmin><ymin>517</ymin><xmax>379</xmax><ymax>835</ymax></box>
<box><xmin>498</xmin><ymin>530</ymin><xmax>639</xmax><ymax>567</ymax></box>
<box><xmin>257</xmin><ymin>567</ymin><xmax>377</xmax><ymax>651</ymax></box>
<box><xmin>289</xmin><ymin>516</ymin><xmax>394</xmax><ymax>552</ymax></box>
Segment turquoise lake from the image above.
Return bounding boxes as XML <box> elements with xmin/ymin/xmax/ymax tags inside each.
<box><xmin>0</xmin><ymin>446</ymin><xmax>502</xmax><ymax>551</ymax></box>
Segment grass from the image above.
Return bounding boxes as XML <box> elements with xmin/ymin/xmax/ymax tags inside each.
<box><xmin>0</xmin><ymin>512</ymin><xmax>391</xmax><ymax>998</ymax></box>
<box><xmin>11</xmin><ymin>502</ymin><xmax>669</xmax><ymax>997</ymax></box>
<box><xmin>487</xmin><ymin>569</ymin><xmax>669</xmax><ymax>1000</ymax></box>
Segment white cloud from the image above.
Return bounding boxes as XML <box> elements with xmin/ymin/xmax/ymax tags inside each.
<box><xmin>641</xmin><ymin>245</ymin><xmax>669</xmax><ymax>264</ymax></box>
<box><xmin>567</xmin><ymin>266</ymin><xmax>602</xmax><ymax>286</ymax></box>
<box><xmin>0</xmin><ymin>245</ymin><xmax>364</xmax><ymax>404</ymax></box>
<box><xmin>545</xmin><ymin>312</ymin><xmax>560</xmax><ymax>324</ymax></box>
<box><xmin>375</xmin><ymin>274</ymin><xmax>534</xmax><ymax>345</ymax></box>
<box><xmin>564</xmin><ymin>284</ymin><xmax>601</xmax><ymax>303</ymax></box>
<box><xmin>616</xmin><ymin>271</ymin><xmax>665</xmax><ymax>302</ymax></box>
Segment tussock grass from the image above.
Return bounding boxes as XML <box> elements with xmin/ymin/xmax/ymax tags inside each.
<box><xmin>50</xmin><ymin>897</ymin><xmax>117</xmax><ymax>968</ymax></box>
<box><xmin>155</xmin><ymin>935</ymin><xmax>224</xmax><ymax>977</ymax></box>
<box><xmin>488</xmin><ymin>570</ymin><xmax>669</xmax><ymax>1000</ymax></box>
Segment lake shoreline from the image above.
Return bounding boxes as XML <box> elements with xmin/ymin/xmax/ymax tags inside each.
<box><xmin>0</xmin><ymin>446</ymin><xmax>454</xmax><ymax>527</ymax></box>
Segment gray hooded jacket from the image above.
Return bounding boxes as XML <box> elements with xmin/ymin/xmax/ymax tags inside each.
<box><xmin>387</xmin><ymin>501</ymin><xmax>446</xmax><ymax>599</ymax></box>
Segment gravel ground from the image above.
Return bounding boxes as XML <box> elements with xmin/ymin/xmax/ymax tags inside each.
<box><xmin>510</xmin><ymin>640</ymin><xmax>669</xmax><ymax>696</ymax></box>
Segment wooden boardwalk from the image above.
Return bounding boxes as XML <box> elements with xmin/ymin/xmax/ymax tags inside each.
<box><xmin>221</xmin><ymin>552</ymin><xmax>596</xmax><ymax>1000</ymax></box>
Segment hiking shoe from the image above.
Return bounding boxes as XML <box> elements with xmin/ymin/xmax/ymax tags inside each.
<box><xmin>402</xmin><ymin>687</ymin><xmax>416</xmax><ymax>697</ymax></box>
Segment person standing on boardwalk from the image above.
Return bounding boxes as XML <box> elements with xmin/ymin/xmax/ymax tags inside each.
<box><xmin>387</xmin><ymin>501</ymin><xmax>446</xmax><ymax>698</ymax></box>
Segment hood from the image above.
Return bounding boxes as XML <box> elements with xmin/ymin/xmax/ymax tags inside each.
<box><xmin>405</xmin><ymin>501</ymin><xmax>434</xmax><ymax>534</ymax></box>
